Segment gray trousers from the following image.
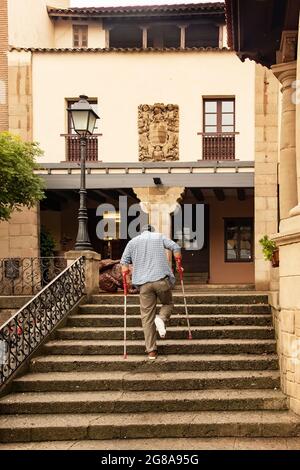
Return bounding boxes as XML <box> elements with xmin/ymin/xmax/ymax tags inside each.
<box><xmin>139</xmin><ymin>277</ymin><xmax>173</xmax><ymax>353</ymax></box>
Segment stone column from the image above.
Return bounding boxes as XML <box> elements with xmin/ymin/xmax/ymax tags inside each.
<box><xmin>0</xmin><ymin>0</ymin><xmax>8</xmax><ymax>131</ymax></box>
<box><xmin>65</xmin><ymin>250</ymin><xmax>101</xmax><ymax>299</ymax></box>
<box><xmin>133</xmin><ymin>187</ymin><xmax>185</xmax><ymax>238</ymax></box>
<box><xmin>254</xmin><ymin>65</ymin><xmax>279</xmax><ymax>291</ymax></box>
<box><xmin>272</xmin><ymin>61</ymin><xmax>297</xmax><ymax>223</ymax></box>
<box><xmin>178</xmin><ymin>25</ymin><xmax>187</xmax><ymax>49</ymax></box>
<box><xmin>140</xmin><ymin>26</ymin><xmax>149</xmax><ymax>50</ymax></box>
<box><xmin>104</xmin><ymin>27</ymin><xmax>112</xmax><ymax>48</ymax></box>
<box><xmin>289</xmin><ymin>30</ymin><xmax>300</xmax><ymax>217</ymax></box>
<box><xmin>218</xmin><ymin>24</ymin><xmax>224</xmax><ymax>49</ymax></box>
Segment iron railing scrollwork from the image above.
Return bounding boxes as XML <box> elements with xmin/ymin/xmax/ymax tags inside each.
<box><xmin>0</xmin><ymin>256</ymin><xmax>85</xmax><ymax>388</ymax></box>
<box><xmin>0</xmin><ymin>257</ymin><xmax>67</xmax><ymax>296</ymax></box>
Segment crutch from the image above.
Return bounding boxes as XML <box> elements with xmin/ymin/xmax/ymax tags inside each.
<box><xmin>122</xmin><ymin>271</ymin><xmax>128</xmax><ymax>359</ymax></box>
<box><xmin>177</xmin><ymin>258</ymin><xmax>193</xmax><ymax>340</ymax></box>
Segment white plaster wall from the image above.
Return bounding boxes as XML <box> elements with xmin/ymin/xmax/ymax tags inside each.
<box><xmin>8</xmin><ymin>0</ymin><xmax>70</xmax><ymax>48</ymax></box>
<box><xmin>54</xmin><ymin>20</ymin><xmax>106</xmax><ymax>48</ymax></box>
<box><xmin>32</xmin><ymin>50</ymin><xmax>255</xmax><ymax>163</ymax></box>
<box><xmin>8</xmin><ymin>0</ymin><xmax>70</xmax><ymax>47</ymax></box>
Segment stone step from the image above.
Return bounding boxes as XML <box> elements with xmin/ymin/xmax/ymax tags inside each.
<box><xmin>1</xmin><ymin>411</ymin><xmax>300</xmax><ymax>442</ymax></box>
<box><xmin>67</xmin><ymin>314</ymin><xmax>272</xmax><ymax>327</ymax></box>
<box><xmin>2</xmin><ymin>437</ymin><xmax>300</xmax><ymax>450</ymax></box>
<box><xmin>30</xmin><ymin>354</ymin><xmax>279</xmax><ymax>373</ymax></box>
<box><xmin>12</xmin><ymin>370</ymin><xmax>281</xmax><ymax>393</ymax></box>
<box><xmin>89</xmin><ymin>294</ymin><xmax>269</xmax><ymax>305</ymax></box>
<box><xmin>79</xmin><ymin>304</ymin><xmax>271</xmax><ymax>315</ymax></box>
<box><xmin>42</xmin><ymin>339</ymin><xmax>277</xmax><ymax>355</ymax></box>
<box><xmin>0</xmin><ymin>389</ymin><xmax>288</xmax><ymax>415</ymax></box>
<box><xmin>55</xmin><ymin>326</ymin><xmax>275</xmax><ymax>341</ymax></box>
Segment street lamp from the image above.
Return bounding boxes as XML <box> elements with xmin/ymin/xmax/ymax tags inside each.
<box><xmin>67</xmin><ymin>95</ymin><xmax>100</xmax><ymax>251</ymax></box>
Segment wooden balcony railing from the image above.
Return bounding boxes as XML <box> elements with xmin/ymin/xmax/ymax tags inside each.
<box><xmin>64</xmin><ymin>135</ymin><xmax>99</xmax><ymax>162</ymax></box>
<box><xmin>199</xmin><ymin>132</ymin><xmax>238</xmax><ymax>160</ymax></box>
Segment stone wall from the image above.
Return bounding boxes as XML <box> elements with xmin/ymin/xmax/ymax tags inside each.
<box><xmin>272</xmin><ymin>230</ymin><xmax>300</xmax><ymax>415</ymax></box>
<box><xmin>254</xmin><ymin>64</ymin><xmax>279</xmax><ymax>290</ymax></box>
<box><xmin>270</xmin><ymin>22</ymin><xmax>300</xmax><ymax>415</ymax></box>
<box><xmin>0</xmin><ymin>0</ymin><xmax>8</xmax><ymax>131</ymax></box>
<box><xmin>0</xmin><ymin>49</ymin><xmax>39</xmax><ymax>259</ymax></box>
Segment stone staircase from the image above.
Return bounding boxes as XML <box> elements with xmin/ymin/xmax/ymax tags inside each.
<box><xmin>1</xmin><ymin>292</ymin><xmax>300</xmax><ymax>444</ymax></box>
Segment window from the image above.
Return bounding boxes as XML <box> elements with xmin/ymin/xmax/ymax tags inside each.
<box><xmin>73</xmin><ymin>25</ymin><xmax>88</xmax><ymax>48</ymax></box>
<box><xmin>224</xmin><ymin>218</ymin><xmax>253</xmax><ymax>262</ymax></box>
<box><xmin>203</xmin><ymin>99</ymin><xmax>235</xmax><ymax>133</ymax></box>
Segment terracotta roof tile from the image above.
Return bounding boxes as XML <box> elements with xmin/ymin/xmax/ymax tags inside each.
<box><xmin>9</xmin><ymin>46</ymin><xmax>230</xmax><ymax>53</ymax></box>
<box><xmin>47</xmin><ymin>2</ymin><xmax>225</xmax><ymax>16</ymax></box>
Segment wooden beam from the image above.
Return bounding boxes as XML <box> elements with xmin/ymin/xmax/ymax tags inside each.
<box><xmin>46</xmin><ymin>190</ymin><xmax>68</xmax><ymax>203</ymax></box>
<box><xmin>40</xmin><ymin>198</ymin><xmax>61</xmax><ymax>212</ymax></box>
<box><xmin>190</xmin><ymin>188</ymin><xmax>205</xmax><ymax>202</ymax></box>
<box><xmin>116</xmin><ymin>189</ymin><xmax>137</xmax><ymax>202</ymax></box>
<box><xmin>88</xmin><ymin>190</ymin><xmax>106</xmax><ymax>203</ymax></box>
<box><xmin>93</xmin><ymin>189</ymin><xmax>119</xmax><ymax>204</ymax></box>
<box><xmin>214</xmin><ymin>189</ymin><xmax>225</xmax><ymax>201</ymax></box>
<box><xmin>237</xmin><ymin>189</ymin><xmax>246</xmax><ymax>201</ymax></box>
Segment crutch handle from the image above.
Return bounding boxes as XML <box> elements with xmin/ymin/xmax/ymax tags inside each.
<box><xmin>122</xmin><ymin>271</ymin><xmax>128</xmax><ymax>296</ymax></box>
<box><xmin>176</xmin><ymin>257</ymin><xmax>184</xmax><ymax>281</ymax></box>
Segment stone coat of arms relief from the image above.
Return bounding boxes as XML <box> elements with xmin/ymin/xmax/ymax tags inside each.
<box><xmin>138</xmin><ymin>103</ymin><xmax>179</xmax><ymax>161</ymax></box>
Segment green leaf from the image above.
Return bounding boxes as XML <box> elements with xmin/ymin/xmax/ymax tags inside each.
<box><xmin>0</xmin><ymin>132</ymin><xmax>45</xmax><ymax>221</ymax></box>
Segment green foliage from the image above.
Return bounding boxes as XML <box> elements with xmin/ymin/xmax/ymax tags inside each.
<box><xmin>0</xmin><ymin>132</ymin><xmax>45</xmax><ymax>221</ymax></box>
<box><xmin>40</xmin><ymin>226</ymin><xmax>56</xmax><ymax>258</ymax></box>
<box><xmin>259</xmin><ymin>235</ymin><xmax>277</xmax><ymax>261</ymax></box>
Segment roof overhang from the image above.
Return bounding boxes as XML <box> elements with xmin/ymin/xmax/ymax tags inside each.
<box><xmin>225</xmin><ymin>0</ymin><xmax>299</xmax><ymax>67</ymax></box>
<box><xmin>47</xmin><ymin>2</ymin><xmax>225</xmax><ymax>20</ymax></box>
<box><xmin>36</xmin><ymin>161</ymin><xmax>254</xmax><ymax>190</ymax></box>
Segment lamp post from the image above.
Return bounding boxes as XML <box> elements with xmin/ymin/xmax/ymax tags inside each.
<box><xmin>67</xmin><ymin>95</ymin><xmax>100</xmax><ymax>251</ymax></box>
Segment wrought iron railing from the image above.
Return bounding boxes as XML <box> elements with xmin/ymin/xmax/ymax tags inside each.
<box><xmin>65</xmin><ymin>134</ymin><xmax>98</xmax><ymax>162</ymax></box>
<box><xmin>0</xmin><ymin>256</ymin><xmax>85</xmax><ymax>388</ymax></box>
<box><xmin>200</xmin><ymin>132</ymin><xmax>238</xmax><ymax>160</ymax></box>
<box><xmin>0</xmin><ymin>257</ymin><xmax>67</xmax><ymax>296</ymax></box>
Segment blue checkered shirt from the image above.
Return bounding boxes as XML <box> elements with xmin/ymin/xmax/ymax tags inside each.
<box><xmin>120</xmin><ymin>231</ymin><xmax>181</xmax><ymax>286</ymax></box>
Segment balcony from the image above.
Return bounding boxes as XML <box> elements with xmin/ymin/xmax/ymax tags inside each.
<box><xmin>65</xmin><ymin>135</ymin><xmax>99</xmax><ymax>162</ymax></box>
<box><xmin>200</xmin><ymin>132</ymin><xmax>237</xmax><ymax>160</ymax></box>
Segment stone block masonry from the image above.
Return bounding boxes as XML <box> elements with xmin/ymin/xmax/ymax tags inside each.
<box><xmin>0</xmin><ymin>0</ymin><xmax>8</xmax><ymax>131</ymax></box>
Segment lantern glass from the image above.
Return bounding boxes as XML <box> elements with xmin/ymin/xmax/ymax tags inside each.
<box><xmin>71</xmin><ymin>110</ymin><xmax>90</xmax><ymax>136</ymax></box>
<box><xmin>68</xmin><ymin>95</ymin><xmax>99</xmax><ymax>137</ymax></box>
<box><xmin>87</xmin><ymin>112</ymin><xmax>97</xmax><ymax>134</ymax></box>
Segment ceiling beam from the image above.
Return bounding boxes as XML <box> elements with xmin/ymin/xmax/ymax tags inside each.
<box><xmin>214</xmin><ymin>189</ymin><xmax>226</xmax><ymax>201</ymax></box>
<box><xmin>116</xmin><ymin>189</ymin><xmax>137</xmax><ymax>202</ymax></box>
<box><xmin>40</xmin><ymin>198</ymin><xmax>61</xmax><ymax>212</ymax></box>
<box><xmin>189</xmin><ymin>187</ymin><xmax>205</xmax><ymax>202</ymax></box>
<box><xmin>92</xmin><ymin>189</ymin><xmax>120</xmax><ymax>204</ymax></box>
<box><xmin>237</xmin><ymin>188</ymin><xmax>246</xmax><ymax>201</ymax></box>
<box><xmin>46</xmin><ymin>190</ymin><xmax>68</xmax><ymax>203</ymax></box>
<box><xmin>88</xmin><ymin>190</ymin><xmax>106</xmax><ymax>204</ymax></box>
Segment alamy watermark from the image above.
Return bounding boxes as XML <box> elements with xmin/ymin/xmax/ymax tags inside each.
<box><xmin>290</xmin><ymin>339</ymin><xmax>300</xmax><ymax>365</ymax></box>
<box><xmin>95</xmin><ymin>196</ymin><xmax>205</xmax><ymax>251</ymax></box>
<box><xmin>292</xmin><ymin>80</ymin><xmax>300</xmax><ymax>105</ymax></box>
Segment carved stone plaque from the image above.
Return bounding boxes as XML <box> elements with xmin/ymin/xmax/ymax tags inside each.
<box><xmin>138</xmin><ymin>103</ymin><xmax>179</xmax><ymax>161</ymax></box>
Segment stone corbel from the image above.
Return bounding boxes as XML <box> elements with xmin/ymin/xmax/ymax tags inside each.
<box><xmin>276</xmin><ymin>30</ymin><xmax>298</xmax><ymax>64</ymax></box>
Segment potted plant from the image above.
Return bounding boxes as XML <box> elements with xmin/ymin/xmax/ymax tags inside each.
<box><xmin>259</xmin><ymin>235</ymin><xmax>279</xmax><ymax>267</ymax></box>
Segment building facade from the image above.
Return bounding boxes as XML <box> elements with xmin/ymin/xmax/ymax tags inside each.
<box><xmin>0</xmin><ymin>1</ymin><xmax>280</xmax><ymax>288</ymax></box>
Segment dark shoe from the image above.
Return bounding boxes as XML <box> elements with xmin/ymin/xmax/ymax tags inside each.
<box><xmin>148</xmin><ymin>350</ymin><xmax>158</xmax><ymax>360</ymax></box>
